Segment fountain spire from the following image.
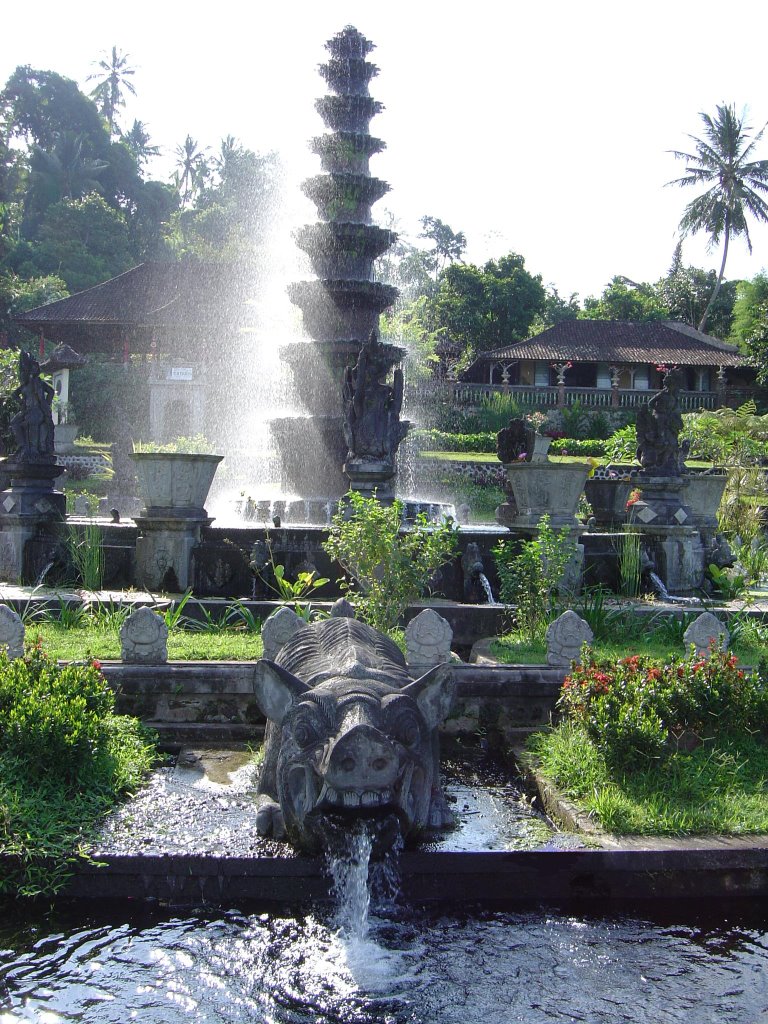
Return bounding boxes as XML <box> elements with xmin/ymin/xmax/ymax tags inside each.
<box><xmin>271</xmin><ymin>26</ymin><xmax>407</xmax><ymax>508</ymax></box>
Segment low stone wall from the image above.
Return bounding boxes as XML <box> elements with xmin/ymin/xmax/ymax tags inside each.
<box><xmin>100</xmin><ymin>660</ymin><xmax>564</xmax><ymax>745</ymax></box>
<box><xmin>410</xmin><ymin>457</ymin><xmax>506</xmax><ymax>495</ymax></box>
<box><xmin>57</xmin><ymin>453</ymin><xmax>110</xmax><ymax>476</ymax></box>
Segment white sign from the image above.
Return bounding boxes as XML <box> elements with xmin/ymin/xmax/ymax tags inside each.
<box><xmin>169</xmin><ymin>367</ymin><xmax>193</xmax><ymax>381</ymax></box>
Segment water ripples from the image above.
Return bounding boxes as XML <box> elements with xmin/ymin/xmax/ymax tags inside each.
<box><xmin>2</xmin><ymin>907</ymin><xmax>767</xmax><ymax>1024</ymax></box>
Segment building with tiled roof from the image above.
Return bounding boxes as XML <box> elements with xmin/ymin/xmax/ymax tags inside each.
<box><xmin>13</xmin><ymin>261</ymin><xmax>257</xmax><ymax>355</ymax></box>
<box><xmin>460</xmin><ymin>320</ymin><xmax>754</xmax><ymax>407</ymax></box>
<box><xmin>11</xmin><ymin>261</ymin><xmax>260</xmax><ymax>442</ymax></box>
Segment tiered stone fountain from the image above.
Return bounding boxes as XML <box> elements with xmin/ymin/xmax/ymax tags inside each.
<box><xmin>270</xmin><ymin>26</ymin><xmax>406</xmax><ymax>517</ymax></box>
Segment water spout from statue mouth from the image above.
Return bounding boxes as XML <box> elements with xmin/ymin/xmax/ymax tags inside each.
<box><xmin>314</xmin><ymin>807</ymin><xmax>403</xmax><ymax>861</ymax></box>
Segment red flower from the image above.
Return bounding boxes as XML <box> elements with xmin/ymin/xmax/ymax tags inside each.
<box><xmin>92</xmin><ymin>659</ymin><xmax>102</xmax><ymax>670</ymax></box>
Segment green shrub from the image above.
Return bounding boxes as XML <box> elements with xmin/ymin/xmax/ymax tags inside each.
<box><xmin>548</xmin><ymin>438</ymin><xmax>607</xmax><ymax>456</ymax></box>
<box><xmin>558</xmin><ymin>647</ymin><xmax>768</xmax><ymax>771</ymax></box>
<box><xmin>431</xmin><ymin>393</ymin><xmax>524</xmax><ymax>434</ymax></box>
<box><xmin>411</xmin><ymin>429</ymin><xmax>496</xmax><ymax>453</ymax></box>
<box><xmin>560</xmin><ymin>399</ymin><xmax>590</xmax><ymax>439</ymax></box>
<box><xmin>493</xmin><ymin>515</ymin><xmax>576</xmax><ymax>642</ymax></box>
<box><xmin>0</xmin><ymin>645</ymin><xmax>157</xmax><ymax>894</ymax></box>
<box><xmin>323</xmin><ymin>491</ymin><xmax>458</xmax><ymax>632</ymax></box>
<box><xmin>133</xmin><ymin>433</ymin><xmax>215</xmax><ymax>454</ymax></box>
<box><xmin>69</xmin><ymin>359</ymin><xmax>150</xmax><ymax>443</ymax></box>
<box><xmin>604</xmin><ymin>423</ymin><xmax>638</xmax><ymax>463</ymax></box>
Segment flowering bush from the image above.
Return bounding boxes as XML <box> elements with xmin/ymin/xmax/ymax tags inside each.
<box><xmin>558</xmin><ymin>645</ymin><xmax>768</xmax><ymax>769</ymax></box>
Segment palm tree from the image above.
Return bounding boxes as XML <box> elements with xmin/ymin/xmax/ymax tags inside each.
<box><xmin>213</xmin><ymin>135</ymin><xmax>240</xmax><ymax>180</ymax></box>
<box><xmin>87</xmin><ymin>46</ymin><xmax>137</xmax><ymax>136</ymax></box>
<box><xmin>122</xmin><ymin>120</ymin><xmax>160</xmax><ymax>170</ymax></box>
<box><xmin>174</xmin><ymin>135</ymin><xmax>209</xmax><ymax>206</ymax></box>
<box><xmin>668</xmin><ymin>103</ymin><xmax>768</xmax><ymax>333</ymax></box>
<box><xmin>30</xmin><ymin>131</ymin><xmax>108</xmax><ymax>200</ymax></box>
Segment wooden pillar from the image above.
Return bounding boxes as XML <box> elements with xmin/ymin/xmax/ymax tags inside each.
<box><xmin>38</xmin><ymin>331</ymin><xmax>45</xmax><ymax>359</ymax></box>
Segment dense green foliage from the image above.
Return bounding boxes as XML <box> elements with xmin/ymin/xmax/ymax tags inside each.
<box><xmin>548</xmin><ymin>437</ymin><xmax>607</xmax><ymax>456</ymax></box>
<box><xmin>324</xmin><ymin>491</ymin><xmax>458</xmax><ymax>632</ymax></box>
<box><xmin>0</xmin><ymin>645</ymin><xmax>156</xmax><ymax>895</ymax></box>
<box><xmin>525</xmin><ymin>646</ymin><xmax>768</xmax><ymax>835</ymax></box>
<box><xmin>0</xmin><ymin>60</ymin><xmax>280</xmax><ymax>348</ymax></box>
<box><xmin>559</xmin><ymin>647</ymin><xmax>768</xmax><ymax>770</ymax></box>
<box><xmin>731</xmin><ymin>271</ymin><xmax>768</xmax><ymax>373</ymax></box>
<box><xmin>68</xmin><ymin>358</ymin><xmax>150</xmax><ymax>441</ymax></box>
<box><xmin>493</xmin><ymin>516</ymin><xmax>576</xmax><ymax>642</ymax></box>
<box><xmin>411</xmin><ymin>428</ymin><xmax>497</xmax><ymax>453</ymax></box>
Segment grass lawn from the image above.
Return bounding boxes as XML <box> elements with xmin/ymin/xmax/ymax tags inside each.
<box><xmin>492</xmin><ymin>634</ymin><xmax>767</xmax><ymax>666</ymax></box>
<box><xmin>419</xmin><ymin>451</ymin><xmax>717</xmax><ymax>470</ymax></box>
<box><xmin>419</xmin><ymin>451</ymin><xmax>600</xmax><ymax>464</ymax></box>
<box><xmin>27</xmin><ymin>622</ymin><xmax>264</xmax><ymax>662</ymax></box>
<box><xmin>524</xmin><ymin>723</ymin><xmax>768</xmax><ymax>835</ymax></box>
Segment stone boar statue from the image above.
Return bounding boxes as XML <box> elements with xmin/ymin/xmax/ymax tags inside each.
<box><xmin>253</xmin><ymin>616</ymin><xmax>455</xmax><ymax>853</ymax></box>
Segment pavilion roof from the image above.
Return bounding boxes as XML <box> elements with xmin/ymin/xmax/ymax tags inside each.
<box><xmin>464</xmin><ymin>320</ymin><xmax>746</xmax><ymax>371</ymax></box>
<box><xmin>14</xmin><ymin>262</ymin><xmax>258</xmax><ymax>352</ymax></box>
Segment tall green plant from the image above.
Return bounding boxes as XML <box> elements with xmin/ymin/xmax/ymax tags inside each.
<box><xmin>65</xmin><ymin>523</ymin><xmax>104</xmax><ymax>591</ymax></box>
<box><xmin>493</xmin><ymin>515</ymin><xmax>577</xmax><ymax>643</ymax></box>
<box><xmin>323</xmin><ymin>492</ymin><xmax>458</xmax><ymax>633</ymax></box>
<box><xmin>619</xmin><ymin>528</ymin><xmax>642</xmax><ymax>598</ymax></box>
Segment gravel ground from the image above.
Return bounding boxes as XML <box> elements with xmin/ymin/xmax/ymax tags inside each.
<box><xmin>89</xmin><ymin>748</ymin><xmax>590</xmax><ymax>859</ymax></box>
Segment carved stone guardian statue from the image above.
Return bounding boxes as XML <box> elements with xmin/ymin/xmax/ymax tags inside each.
<box><xmin>10</xmin><ymin>351</ymin><xmax>56</xmax><ymax>463</ymax></box>
<box><xmin>342</xmin><ymin>331</ymin><xmax>410</xmax><ymax>498</ymax></box>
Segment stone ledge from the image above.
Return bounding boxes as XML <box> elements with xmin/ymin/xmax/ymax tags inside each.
<box><xmin>9</xmin><ymin>844</ymin><xmax>767</xmax><ymax>907</ymax></box>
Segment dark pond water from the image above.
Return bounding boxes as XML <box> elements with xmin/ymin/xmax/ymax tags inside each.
<box><xmin>1</xmin><ymin>902</ymin><xmax>767</xmax><ymax>1023</ymax></box>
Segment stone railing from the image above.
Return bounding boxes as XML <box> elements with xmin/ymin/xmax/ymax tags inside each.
<box><xmin>406</xmin><ymin>382</ymin><xmax>724</xmax><ymax>411</ymax></box>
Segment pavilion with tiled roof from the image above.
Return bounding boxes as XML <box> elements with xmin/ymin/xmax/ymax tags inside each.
<box><xmin>12</xmin><ymin>261</ymin><xmax>259</xmax><ymax>443</ymax></box>
<box><xmin>13</xmin><ymin>261</ymin><xmax>256</xmax><ymax>357</ymax></box>
<box><xmin>460</xmin><ymin>319</ymin><xmax>752</xmax><ymax>401</ymax></box>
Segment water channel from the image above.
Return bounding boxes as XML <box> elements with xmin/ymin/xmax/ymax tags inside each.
<box><xmin>2</xmin><ymin>901</ymin><xmax>766</xmax><ymax>1023</ymax></box>
<box><xmin>1</xmin><ymin>749</ymin><xmax>766</xmax><ymax>1023</ymax></box>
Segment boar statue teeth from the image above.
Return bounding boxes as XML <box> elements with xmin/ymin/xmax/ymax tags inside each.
<box><xmin>252</xmin><ymin>617</ymin><xmax>455</xmax><ymax>854</ymax></box>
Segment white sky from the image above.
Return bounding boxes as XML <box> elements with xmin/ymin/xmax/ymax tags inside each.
<box><xmin>2</xmin><ymin>0</ymin><xmax>768</xmax><ymax>301</ymax></box>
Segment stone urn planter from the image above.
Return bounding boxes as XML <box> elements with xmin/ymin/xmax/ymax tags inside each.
<box><xmin>130</xmin><ymin>453</ymin><xmax>224</xmax><ymax>519</ymax></box>
<box><xmin>584</xmin><ymin>476</ymin><xmax>634</xmax><ymax>528</ymax></box>
<box><xmin>496</xmin><ymin>462</ymin><xmax>590</xmax><ymax>528</ymax></box>
<box><xmin>681</xmin><ymin>472</ymin><xmax>727</xmax><ymax>528</ymax></box>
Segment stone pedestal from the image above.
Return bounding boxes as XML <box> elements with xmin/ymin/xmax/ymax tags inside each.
<box><xmin>584</xmin><ymin>477</ymin><xmax>634</xmax><ymax>527</ymax></box>
<box><xmin>629</xmin><ymin>476</ymin><xmax>693</xmax><ymax>528</ymax></box>
<box><xmin>639</xmin><ymin>524</ymin><xmax>705</xmax><ymax>594</ymax></box>
<box><xmin>134</xmin><ymin>516</ymin><xmax>211</xmax><ymax>591</ymax></box>
<box><xmin>0</xmin><ymin>460</ymin><xmax>65</xmax><ymax>583</ymax></box>
<box><xmin>343</xmin><ymin>458</ymin><xmax>396</xmax><ymax>501</ymax></box>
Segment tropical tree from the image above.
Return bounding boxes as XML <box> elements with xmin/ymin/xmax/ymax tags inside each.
<box><xmin>530</xmin><ymin>285</ymin><xmax>580</xmax><ymax>334</ymax></box>
<box><xmin>213</xmin><ymin>135</ymin><xmax>239</xmax><ymax>179</ymax></box>
<box><xmin>657</xmin><ymin>242</ymin><xmax>736</xmax><ymax>338</ymax></box>
<box><xmin>730</xmin><ymin>271</ymin><xmax>768</xmax><ymax>373</ymax></box>
<box><xmin>419</xmin><ymin>215</ymin><xmax>466</xmax><ymax>277</ymax></box>
<box><xmin>174</xmin><ymin>134</ymin><xmax>209</xmax><ymax>206</ymax></box>
<box><xmin>668</xmin><ymin>103</ymin><xmax>768</xmax><ymax>333</ymax></box>
<box><xmin>424</xmin><ymin>252</ymin><xmax>546</xmax><ymax>372</ymax></box>
<box><xmin>87</xmin><ymin>46</ymin><xmax>137</xmax><ymax>136</ymax></box>
<box><xmin>121</xmin><ymin>120</ymin><xmax>160</xmax><ymax>170</ymax></box>
<box><xmin>29</xmin><ymin>131</ymin><xmax>108</xmax><ymax>202</ymax></box>
<box><xmin>581</xmin><ymin>276</ymin><xmax>667</xmax><ymax>322</ymax></box>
